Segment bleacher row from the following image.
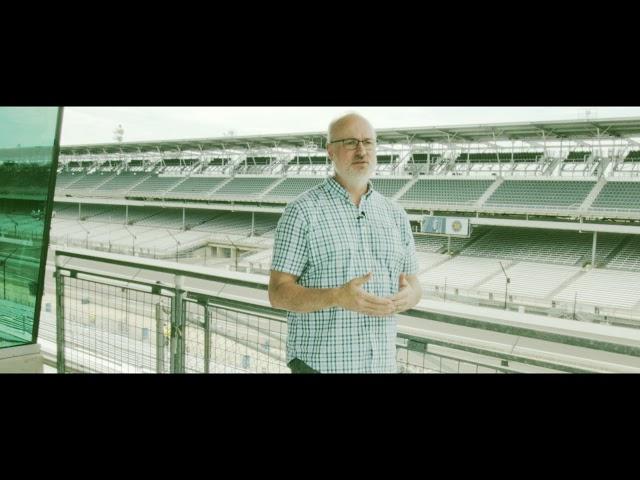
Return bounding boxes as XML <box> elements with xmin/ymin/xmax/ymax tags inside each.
<box><xmin>417</xmin><ymin>256</ymin><xmax>640</xmax><ymax>311</ymax></box>
<box><xmin>233</xmin><ymin>226</ymin><xmax>640</xmax><ymax>311</ymax></box>
<box><xmin>0</xmin><ymin>298</ymin><xmax>33</xmax><ymax>345</ymax></box>
<box><xmin>449</xmin><ymin>150</ymin><xmax>639</xmax><ymax>163</ymax></box>
<box><xmin>54</xmin><ymin>205</ymin><xmax>280</xmax><ymax>235</ymax></box>
<box><xmin>53</xmin><ymin>198</ymin><xmax>640</xmax><ymax>275</ymax></box>
<box><xmin>242</xmin><ymin>231</ymin><xmax>640</xmax><ymax>311</ymax></box>
<box><xmin>50</xmin><ymin>194</ymin><xmax>640</xmax><ymax>315</ymax></box>
<box><xmin>53</xmin><ymin>171</ymin><xmax>640</xmax><ymax>213</ymax></box>
<box><xmin>0</xmin><ymin>213</ymin><xmax>45</xmax><ymax>240</ymax></box>
<box><xmin>455</xmin><ymin>152</ymin><xmax>544</xmax><ymax>163</ymax></box>
<box><xmin>232</xmin><ymin>250</ymin><xmax>634</xmax><ymax>312</ymax></box>
<box><xmin>51</xmin><ymin>205</ymin><xmax>282</xmax><ymax>256</ymax></box>
<box><xmin>413</xmin><ymin>225</ymin><xmax>635</xmax><ymax>268</ymax></box>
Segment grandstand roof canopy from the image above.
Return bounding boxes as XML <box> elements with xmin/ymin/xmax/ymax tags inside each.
<box><xmin>60</xmin><ymin>117</ymin><xmax>640</xmax><ymax>155</ymax></box>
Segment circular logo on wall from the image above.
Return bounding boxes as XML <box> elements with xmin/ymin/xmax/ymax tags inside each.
<box><xmin>451</xmin><ymin>220</ymin><xmax>462</xmax><ymax>232</ymax></box>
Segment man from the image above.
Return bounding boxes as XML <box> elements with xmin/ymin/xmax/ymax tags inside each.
<box><xmin>268</xmin><ymin>113</ymin><xmax>422</xmax><ymax>373</ymax></box>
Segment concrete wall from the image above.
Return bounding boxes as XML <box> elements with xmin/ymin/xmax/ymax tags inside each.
<box><xmin>0</xmin><ymin>343</ymin><xmax>43</xmax><ymax>373</ymax></box>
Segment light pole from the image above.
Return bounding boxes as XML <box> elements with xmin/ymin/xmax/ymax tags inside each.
<box><xmin>225</xmin><ymin>235</ymin><xmax>239</xmax><ymax>272</ymax></box>
<box><xmin>76</xmin><ymin>221</ymin><xmax>91</xmax><ymax>248</ymax></box>
<box><xmin>6</xmin><ymin>214</ymin><xmax>18</xmax><ymax>237</ymax></box>
<box><xmin>499</xmin><ymin>261</ymin><xmax>510</xmax><ymax>310</ymax></box>
<box><xmin>166</xmin><ymin>229</ymin><xmax>181</xmax><ymax>263</ymax></box>
<box><xmin>124</xmin><ymin>226</ymin><xmax>137</xmax><ymax>255</ymax></box>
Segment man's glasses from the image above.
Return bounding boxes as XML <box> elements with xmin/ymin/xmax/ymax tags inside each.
<box><xmin>329</xmin><ymin>138</ymin><xmax>377</xmax><ymax>150</ymax></box>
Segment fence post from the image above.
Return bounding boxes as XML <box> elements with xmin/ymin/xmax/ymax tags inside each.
<box><xmin>170</xmin><ymin>275</ymin><xmax>185</xmax><ymax>373</ymax></box>
<box><xmin>156</xmin><ymin>303</ymin><xmax>164</xmax><ymax>373</ymax></box>
<box><xmin>55</xmin><ymin>258</ymin><xmax>66</xmax><ymax>373</ymax></box>
<box><xmin>204</xmin><ymin>304</ymin><xmax>211</xmax><ymax>374</ymax></box>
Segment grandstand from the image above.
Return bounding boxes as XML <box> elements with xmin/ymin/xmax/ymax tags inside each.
<box><xmin>484</xmin><ymin>179</ymin><xmax>595</xmax><ymax>210</ymax></box>
<box><xmin>0</xmin><ymin>163</ymin><xmax>52</xmax><ymax>198</ymax></box>
<box><xmin>50</xmin><ymin>117</ymin><xmax>640</xmax><ymax>328</ymax></box>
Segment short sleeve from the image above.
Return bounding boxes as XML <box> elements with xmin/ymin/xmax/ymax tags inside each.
<box><xmin>271</xmin><ymin>202</ymin><xmax>309</xmax><ymax>277</ymax></box>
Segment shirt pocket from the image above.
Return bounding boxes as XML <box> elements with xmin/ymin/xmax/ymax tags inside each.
<box><xmin>307</xmin><ymin>224</ymin><xmax>355</xmax><ymax>287</ymax></box>
<box><xmin>371</xmin><ymin>219</ymin><xmax>404</xmax><ymax>277</ymax></box>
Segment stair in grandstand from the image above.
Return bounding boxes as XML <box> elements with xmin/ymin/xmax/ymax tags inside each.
<box><xmin>455</xmin><ymin>225</ymin><xmax>494</xmax><ymax>253</ymax></box>
<box><xmin>370</xmin><ymin>178</ymin><xmax>412</xmax><ymax>199</ymax></box>
<box><xmin>600</xmin><ymin>235</ymin><xmax>635</xmax><ymax>268</ymax></box>
<box><xmin>260</xmin><ymin>177</ymin><xmax>325</xmax><ymax>203</ymax></box>
<box><xmin>475</xmin><ymin>177</ymin><xmax>503</xmax><ymax>208</ymax></box>
<box><xmin>589</xmin><ymin>180</ymin><xmax>640</xmax><ymax>214</ymax></box>
<box><xmin>59</xmin><ymin>172</ymin><xmax>117</xmax><ymax>196</ymax></box>
<box><xmin>414</xmin><ymin>252</ymin><xmax>452</xmax><ymax>274</ymax></box>
<box><xmin>127</xmin><ymin>209</ymin><xmax>169</xmax><ymax>226</ymax></box>
<box><xmin>469</xmin><ymin>259</ymin><xmax>516</xmax><ymax>290</ymax></box>
<box><xmin>391</xmin><ymin>177</ymin><xmax>419</xmax><ymax>200</ymax></box>
<box><xmin>544</xmin><ymin>269</ymin><xmax>588</xmax><ymax>300</ymax></box>
<box><xmin>543</xmin><ymin>156</ymin><xmax>563</xmax><ymax>176</ymax></box>
<box><xmin>570</xmin><ymin>234</ymin><xmax>629</xmax><ymax>268</ymax></box>
<box><xmin>580</xmin><ymin>177</ymin><xmax>607</xmax><ymax>212</ymax></box>
<box><xmin>392</xmin><ymin>151</ymin><xmax>413</xmax><ymax>175</ymax></box>
<box><xmin>604</xmin><ymin>235</ymin><xmax>640</xmax><ymax>272</ymax></box>
<box><xmin>208</xmin><ymin>176</ymin><xmax>235</xmax><ymax>194</ymax></box>
<box><xmin>258</xmin><ymin>177</ymin><xmax>288</xmax><ymax>201</ymax></box>
<box><xmin>188</xmin><ymin>211</ymin><xmax>226</xmax><ymax>230</ymax></box>
<box><xmin>93</xmin><ymin>172</ymin><xmax>152</xmax><ymax>198</ymax></box>
<box><xmin>162</xmin><ymin>175</ymin><xmax>191</xmax><ymax>194</ymax></box>
<box><xmin>164</xmin><ymin>176</ymin><xmax>232</xmax><ymax>200</ymax></box>
<box><xmin>126</xmin><ymin>175</ymin><xmax>185</xmax><ymax>199</ymax></box>
<box><xmin>209</xmin><ymin>177</ymin><xmax>279</xmax><ymax>201</ymax></box>
<box><xmin>55</xmin><ymin>171</ymin><xmax>88</xmax><ymax>191</ymax></box>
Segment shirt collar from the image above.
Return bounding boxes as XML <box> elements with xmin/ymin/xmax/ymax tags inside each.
<box><xmin>324</xmin><ymin>176</ymin><xmax>374</xmax><ymax>203</ymax></box>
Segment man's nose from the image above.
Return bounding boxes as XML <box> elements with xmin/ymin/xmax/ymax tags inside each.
<box><xmin>355</xmin><ymin>141</ymin><xmax>368</xmax><ymax>153</ymax></box>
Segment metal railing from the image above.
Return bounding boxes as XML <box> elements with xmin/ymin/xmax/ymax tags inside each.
<box><xmin>51</xmin><ymin>248</ymin><xmax>640</xmax><ymax>373</ymax></box>
<box><xmin>421</xmin><ymin>282</ymin><xmax>640</xmax><ymax>327</ymax></box>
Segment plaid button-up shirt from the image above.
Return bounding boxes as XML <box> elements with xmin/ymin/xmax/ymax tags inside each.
<box><xmin>271</xmin><ymin>177</ymin><xmax>419</xmax><ymax>373</ymax></box>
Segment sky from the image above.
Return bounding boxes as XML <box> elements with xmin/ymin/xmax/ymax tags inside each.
<box><xmin>59</xmin><ymin>107</ymin><xmax>640</xmax><ymax>146</ymax></box>
<box><xmin>0</xmin><ymin>107</ymin><xmax>59</xmax><ymax>148</ymax></box>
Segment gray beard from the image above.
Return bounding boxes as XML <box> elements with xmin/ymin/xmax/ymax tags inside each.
<box><xmin>336</xmin><ymin>173</ymin><xmax>371</xmax><ymax>192</ymax></box>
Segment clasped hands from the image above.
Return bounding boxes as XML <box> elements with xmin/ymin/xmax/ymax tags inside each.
<box><xmin>335</xmin><ymin>272</ymin><xmax>413</xmax><ymax>317</ymax></box>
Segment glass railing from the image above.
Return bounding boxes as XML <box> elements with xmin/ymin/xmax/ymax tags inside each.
<box><xmin>0</xmin><ymin>107</ymin><xmax>63</xmax><ymax>349</ymax></box>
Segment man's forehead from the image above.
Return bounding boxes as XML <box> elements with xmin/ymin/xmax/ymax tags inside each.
<box><xmin>334</xmin><ymin>117</ymin><xmax>376</xmax><ymax>137</ymax></box>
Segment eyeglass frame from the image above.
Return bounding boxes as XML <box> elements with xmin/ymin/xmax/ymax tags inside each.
<box><xmin>328</xmin><ymin>138</ymin><xmax>377</xmax><ymax>150</ymax></box>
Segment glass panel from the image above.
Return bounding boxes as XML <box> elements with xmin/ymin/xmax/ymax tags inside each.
<box><xmin>0</xmin><ymin>107</ymin><xmax>62</xmax><ymax>348</ymax></box>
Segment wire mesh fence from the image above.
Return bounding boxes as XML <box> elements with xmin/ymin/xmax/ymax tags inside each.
<box><xmin>51</xmin><ymin>249</ymin><xmax>640</xmax><ymax>374</ymax></box>
<box><xmin>59</xmin><ymin>276</ymin><xmax>170</xmax><ymax>373</ymax></box>
<box><xmin>53</xmin><ymin>273</ymin><xmax>521</xmax><ymax>374</ymax></box>
<box><xmin>56</xmin><ymin>270</ymin><xmax>292</xmax><ymax>373</ymax></box>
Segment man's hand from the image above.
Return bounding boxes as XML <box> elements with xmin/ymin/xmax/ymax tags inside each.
<box><xmin>389</xmin><ymin>273</ymin><xmax>422</xmax><ymax>314</ymax></box>
<box><xmin>335</xmin><ymin>272</ymin><xmax>395</xmax><ymax>316</ymax></box>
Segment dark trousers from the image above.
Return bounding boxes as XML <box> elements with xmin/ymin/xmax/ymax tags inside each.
<box><xmin>288</xmin><ymin>358</ymin><xmax>320</xmax><ymax>374</ymax></box>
